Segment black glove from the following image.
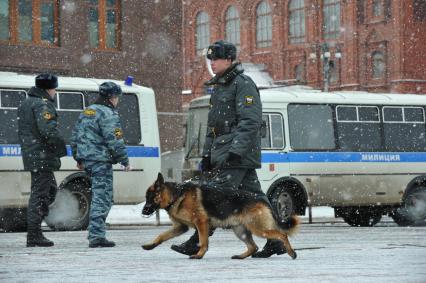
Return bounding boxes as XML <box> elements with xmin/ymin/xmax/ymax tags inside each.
<box><xmin>199</xmin><ymin>155</ymin><xmax>211</xmax><ymax>173</ymax></box>
<box><xmin>226</xmin><ymin>152</ymin><xmax>241</xmax><ymax>166</ymax></box>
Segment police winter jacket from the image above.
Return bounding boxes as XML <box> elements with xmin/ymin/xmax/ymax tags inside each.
<box><xmin>202</xmin><ymin>63</ymin><xmax>262</xmax><ymax>169</ymax></box>
<box><xmin>71</xmin><ymin>98</ymin><xmax>129</xmax><ymax>166</ymax></box>
<box><xmin>18</xmin><ymin>87</ymin><xmax>67</xmax><ymax>171</ymax></box>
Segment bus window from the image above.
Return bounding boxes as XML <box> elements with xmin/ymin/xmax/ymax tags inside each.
<box><xmin>262</xmin><ymin>113</ymin><xmax>285</xmax><ymax>149</ymax></box>
<box><xmin>56</xmin><ymin>92</ymin><xmax>85</xmax><ymax>143</ymax></box>
<box><xmin>0</xmin><ymin>89</ymin><xmax>27</xmax><ymax>108</ymax></box>
<box><xmin>185</xmin><ymin>106</ymin><xmax>209</xmax><ymax>158</ymax></box>
<box><xmin>288</xmin><ymin>104</ymin><xmax>335</xmax><ymax>150</ymax></box>
<box><xmin>117</xmin><ymin>93</ymin><xmax>141</xmax><ymax>145</ymax></box>
<box><xmin>383</xmin><ymin>106</ymin><xmax>426</xmax><ymax>151</ymax></box>
<box><xmin>58</xmin><ymin>92</ymin><xmax>84</xmax><ymax>110</ymax></box>
<box><xmin>261</xmin><ymin>115</ymin><xmax>270</xmax><ymax>148</ymax></box>
<box><xmin>383</xmin><ymin>107</ymin><xmax>402</xmax><ymax>122</ymax></box>
<box><xmin>0</xmin><ymin>89</ymin><xmax>26</xmax><ymax>143</ymax></box>
<box><xmin>336</xmin><ymin>105</ymin><xmax>381</xmax><ymax>151</ymax></box>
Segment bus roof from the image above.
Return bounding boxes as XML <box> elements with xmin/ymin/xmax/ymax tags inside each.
<box><xmin>189</xmin><ymin>85</ymin><xmax>426</xmax><ymax>108</ymax></box>
<box><xmin>261</xmin><ymin>85</ymin><xmax>426</xmax><ymax>105</ymax></box>
<box><xmin>0</xmin><ymin>71</ymin><xmax>153</xmax><ymax>94</ymax></box>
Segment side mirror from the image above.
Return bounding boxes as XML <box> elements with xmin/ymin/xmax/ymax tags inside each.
<box><xmin>261</xmin><ymin>120</ymin><xmax>267</xmax><ymax>138</ymax></box>
<box><xmin>182</xmin><ymin>123</ymin><xmax>187</xmax><ymax>147</ymax></box>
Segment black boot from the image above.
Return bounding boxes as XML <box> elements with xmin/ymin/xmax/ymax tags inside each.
<box><xmin>27</xmin><ymin>231</ymin><xmax>54</xmax><ymax>247</ymax></box>
<box><xmin>252</xmin><ymin>240</ymin><xmax>286</xmax><ymax>258</ymax></box>
<box><xmin>171</xmin><ymin>231</ymin><xmax>200</xmax><ymax>255</ymax></box>
<box><xmin>89</xmin><ymin>238</ymin><xmax>116</xmax><ymax>248</ymax></box>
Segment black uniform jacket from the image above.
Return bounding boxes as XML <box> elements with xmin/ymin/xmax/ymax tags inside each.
<box><xmin>18</xmin><ymin>87</ymin><xmax>67</xmax><ymax>171</ymax></box>
<box><xmin>202</xmin><ymin>63</ymin><xmax>262</xmax><ymax>169</ymax></box>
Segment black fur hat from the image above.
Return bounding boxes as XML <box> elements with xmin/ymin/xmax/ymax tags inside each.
<box><xmin>206</xmin><ymin>40</ymin><xmax>237</xmax><ymax>61</ymax></box>
<box><xmin>35</xmin><ymin>73</ymin><xmax>58</xmax><ymax>89</ymax></box>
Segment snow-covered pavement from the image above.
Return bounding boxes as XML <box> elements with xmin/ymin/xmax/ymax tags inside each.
<box><xmin>1</xmin><ymin>212</ymin><xmax>425</xmax><ymax>283</ymax></box>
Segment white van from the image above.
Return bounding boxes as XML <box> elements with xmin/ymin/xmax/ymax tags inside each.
<box><xmin>0</xmin><ymin>72</ymin><xmax>161</xmax><ymax>231</ymax></box>
<box><xmin>183</xmin><ymin>85</ymin><xmax>426</xmax><ymax>227</ymax></box>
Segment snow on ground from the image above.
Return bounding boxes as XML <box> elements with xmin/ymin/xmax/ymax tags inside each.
<box><xmin>1</xmin><ymin>223</ymin><xmax>425</xmax><ymax>282</ymax></box>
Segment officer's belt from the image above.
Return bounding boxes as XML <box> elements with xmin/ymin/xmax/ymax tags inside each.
<box><xmin>208</xmin><ymin>126</ymin><xmax>235</xmax><ymax>138</ymax></box>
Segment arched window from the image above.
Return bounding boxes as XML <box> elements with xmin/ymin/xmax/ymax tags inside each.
<box><xmin>195</xmin><ymin>11</ymin><xmax>210</xmax><ymax>54</ymax></box>
<box><xmin>323</xmin><ymin>0</ymin><xmax>340</xmax><ymax>39</ymax></box>
<box><xmin>372</xmin><ymin>51</ymin><xmax>385</xmax><ymax>78</ymax></box>
<box><xmin>289</xmin><ymin>0</ymin><xmax>305</xmax><ymax>44</ymax></box>
<box><xmin>256</xmin><ymin>1</ymin><xmax>272</xmax><ymax>48</ymax></box>
<box><xmin>225</xmin><ymin>6</ymin><xmax>240</xmax><ymax>49</ymax></box>
<box><xmin>329</xmin><ymin>60</ymin><xmax>338</xmax><ymax>83</ymax></box>
<box><xmin>295</xmin><ymin>63</ymin><xmax>305</xmax><ymax>83</ymax></box>
<box><xmin>372</xmin><ymin>0</ymin><xmax>383</xmax><ymax>17</ymax></box>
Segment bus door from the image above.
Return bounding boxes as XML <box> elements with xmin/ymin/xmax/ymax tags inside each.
<box><xmin>259</xmin><ymin>113</ymin><xmax>289</xmax><ymax>186</ymax></box>
<box><xmin>319</xmin><ymin>105</ymin><xmax>385</xmax><ymax>206</ymax></box>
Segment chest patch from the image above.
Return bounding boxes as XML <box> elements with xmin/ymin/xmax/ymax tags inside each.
<box><xmin>244</xmin><ymin>95</ymin><xmax>254</xmax><ymax>106</ymax></box>
<box><xmin>206</xmin><ymin>86</ymin><xmax>216</xmax><ymax>94</ymax></box>
<box><xmin>114</xmin><ymin>128</ymin><xmax>123</xmax><ymax>139</ymax></box>
<box><xmin>42</xmin><ymin>111</ymin><xmax>53</xmax><ymax>120</ymax></box>
<box><xmin>83</xmin><ymin>109</ymin><xmax>96</xmax><ymax>116</ymax></box>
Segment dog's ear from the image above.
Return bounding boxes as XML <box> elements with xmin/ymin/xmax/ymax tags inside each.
<box><xmin>157</xmin><ymin>172</ymin><xmax>164</xmax><ymax>185</ymax></box>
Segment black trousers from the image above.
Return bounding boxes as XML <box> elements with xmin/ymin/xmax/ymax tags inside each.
<box><xmin>27</xmin><ymin>171</ymin><xmax>57</xmax><ymax>233</ymax></box>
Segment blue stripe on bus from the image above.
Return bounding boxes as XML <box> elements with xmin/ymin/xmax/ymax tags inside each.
<box><xmin>261</xmin><ymin>152</ymin><xmax>426</xmax><ymax>163</ymax></box>
<box><xmin>0</xmin><ymin>145</ymin><xmax>160</xmax><ymax>158</ymax></box>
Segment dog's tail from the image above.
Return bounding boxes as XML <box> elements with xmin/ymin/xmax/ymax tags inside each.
<box><xmin>275</xmin><ymin>214</ymin><xmax>300</xmax><ymax>236</ymax></box>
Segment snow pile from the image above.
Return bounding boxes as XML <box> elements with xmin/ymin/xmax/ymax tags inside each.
<box><xmin>106</xmin><ymin>204</ymin><xmax>335</xmax><ymax>225</ymax></box>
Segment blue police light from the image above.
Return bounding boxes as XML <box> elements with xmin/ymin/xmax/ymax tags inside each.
<box><xmin>124</xmin><ymin>75</ymin><xmax>134</xmax><ymax>86</ymax></box>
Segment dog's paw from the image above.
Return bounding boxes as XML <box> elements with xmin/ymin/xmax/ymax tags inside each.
<box><xmin>141</xmin><ymin>243</ymin><xmax>157</xmax><ymax>250</ymax></box>
<box><xmin>189</xmin><ymin>254</ymin><xmax>203</xmax><ymax>259</ymax></box>
<box><xmin>290</xmin><ymin>251</ymin><xmax>297</xmax><ymax>260</ymax></box>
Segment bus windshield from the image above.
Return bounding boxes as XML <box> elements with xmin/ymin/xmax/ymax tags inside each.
<box><xmin>185</xmin><ymin>106</ymin><xmax>208</xmax><ymax>159</ymax></box>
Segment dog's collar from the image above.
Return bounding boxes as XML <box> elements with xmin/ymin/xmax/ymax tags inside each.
<box><xmin>164</xmin><ymin>183</ymin><xmax>185</xmax><ymax>212</ymax></box>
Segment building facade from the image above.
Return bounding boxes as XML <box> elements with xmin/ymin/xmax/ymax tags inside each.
<box><xmin>182</xmin><ymin>0</ymin><xmax>426</xmax><ymax>105</ymax></box>
<box><xmin>0</xmin><ymin>0</ymin><xmax>184</xmax><ymax>152</ymax></box>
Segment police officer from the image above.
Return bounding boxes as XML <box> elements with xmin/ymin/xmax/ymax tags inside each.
<box><xmin>171</xmin><ymin>40</ymin><xmax>286</xmax><ymax>258</ymax></box>
<box><xmin>71</xmin><ymin>81</ymin><xmax>130</xmax><ymax>248</ymax></box>
<box><xmin>18</xmin><ymin>73</ymin><xmax>67</xmax><ymax>247</ymax></box>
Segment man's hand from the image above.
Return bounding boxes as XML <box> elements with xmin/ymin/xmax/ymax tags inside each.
<box><xmin>77</xmin><ymin>162</ymin><xmax>84</xmax><ymax>170</ymax></box>
<box><xmin>199</xmin><ymin>155</ymin><xmax>211</xmax><ymax>173</ymax></box>
<box><xmin>226</xmin><ymin>152</ymin><xmax>241</xmax><ymax>166</ymax></box>
<box><xmin>123</xmin><ymin>164</ymin><xmax>131</xmax><ymax>171</ymax></box>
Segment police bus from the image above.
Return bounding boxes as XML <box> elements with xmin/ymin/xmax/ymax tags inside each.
<box><xmin>0</xmin><ymin>72</ymin><xmax>161</xmax><ymax>231</ymax></box>
<box><xmin>183</xmin><ymin>85</ymin><xmax>426</xmax><ymax>227</ymax></box>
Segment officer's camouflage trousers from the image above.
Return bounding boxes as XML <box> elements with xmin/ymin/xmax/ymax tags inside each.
<box><xmin>84</xmin><ymin>161</ymin><xmax>113</xmax><ymax>241</ymax></box>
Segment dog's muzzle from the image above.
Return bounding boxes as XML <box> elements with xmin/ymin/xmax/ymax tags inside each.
<box><xmin>142</xmin><ymin>203</ymin><xmax>158</xmax><ymax>216</ymax></box>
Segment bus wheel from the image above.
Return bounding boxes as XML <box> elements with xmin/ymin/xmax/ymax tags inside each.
<box><xmin>391</xmin><ymin>186</ymin><xmax>426</xmax><ymax>226</ymax></box>
<box><xmin>0</xmin><ymin>208</ymin><xmax>27</xmax><ymax>232</ymax></box>
<box><xmin>270</xmin><ymin>186</ymin><xmax>297</xmax><ymax>222</ymax></box>
<box><xmin>341</xmin><ymin>207</ymin><xmax>382</xmax><ymax>227</ymax></box>
<box><xmin>45</xmin><ymin>181</ymin><xmax>91</xmax><ymax>231</ymax></box>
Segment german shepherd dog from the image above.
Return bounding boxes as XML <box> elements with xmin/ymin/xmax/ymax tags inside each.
<box><xmin>141</xmin><ymin>173</ymin><xmax>299</xmax><ymax>259</ymax></box>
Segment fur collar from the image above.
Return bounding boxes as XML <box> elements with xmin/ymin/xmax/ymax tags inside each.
<box><xmin>204</xmin><ymin>62</ymin><xmax>244</xmax><ymax>86</ymax></box>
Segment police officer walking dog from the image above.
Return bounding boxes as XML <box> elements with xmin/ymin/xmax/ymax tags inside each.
<box><xmin>18</xmin><ymin>74</ymin><xmax>67</xmax><ymax>247</ymax></box>
<box><xmin>71</xmin><ymin>82</ymin><xmax>130</xmax><ymax>248</ymax></box>
<box><xmin>171</xmin><ymin>40</ymin><xmax>287</xmax><ymax>258</ymax></box>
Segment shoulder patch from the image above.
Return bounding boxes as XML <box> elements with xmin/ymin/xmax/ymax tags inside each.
<box><xmin>83</xmin><ymin>109</ymin><xmax>96</xmax><ymax>116</ymax></box>
<box><xmin>244</xmin><ymin>95</ymin><xmax>254</xmax><ymax>106</ymax></box>
<box><xmin>42</xmin><ymin>111</ymin><xmax>53</xmax><ymax>120</ymax></box>
<box><xmin>114</xmin><ymin>128</ymin><xmax>123</xmax><ymax>139</ymax></box>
